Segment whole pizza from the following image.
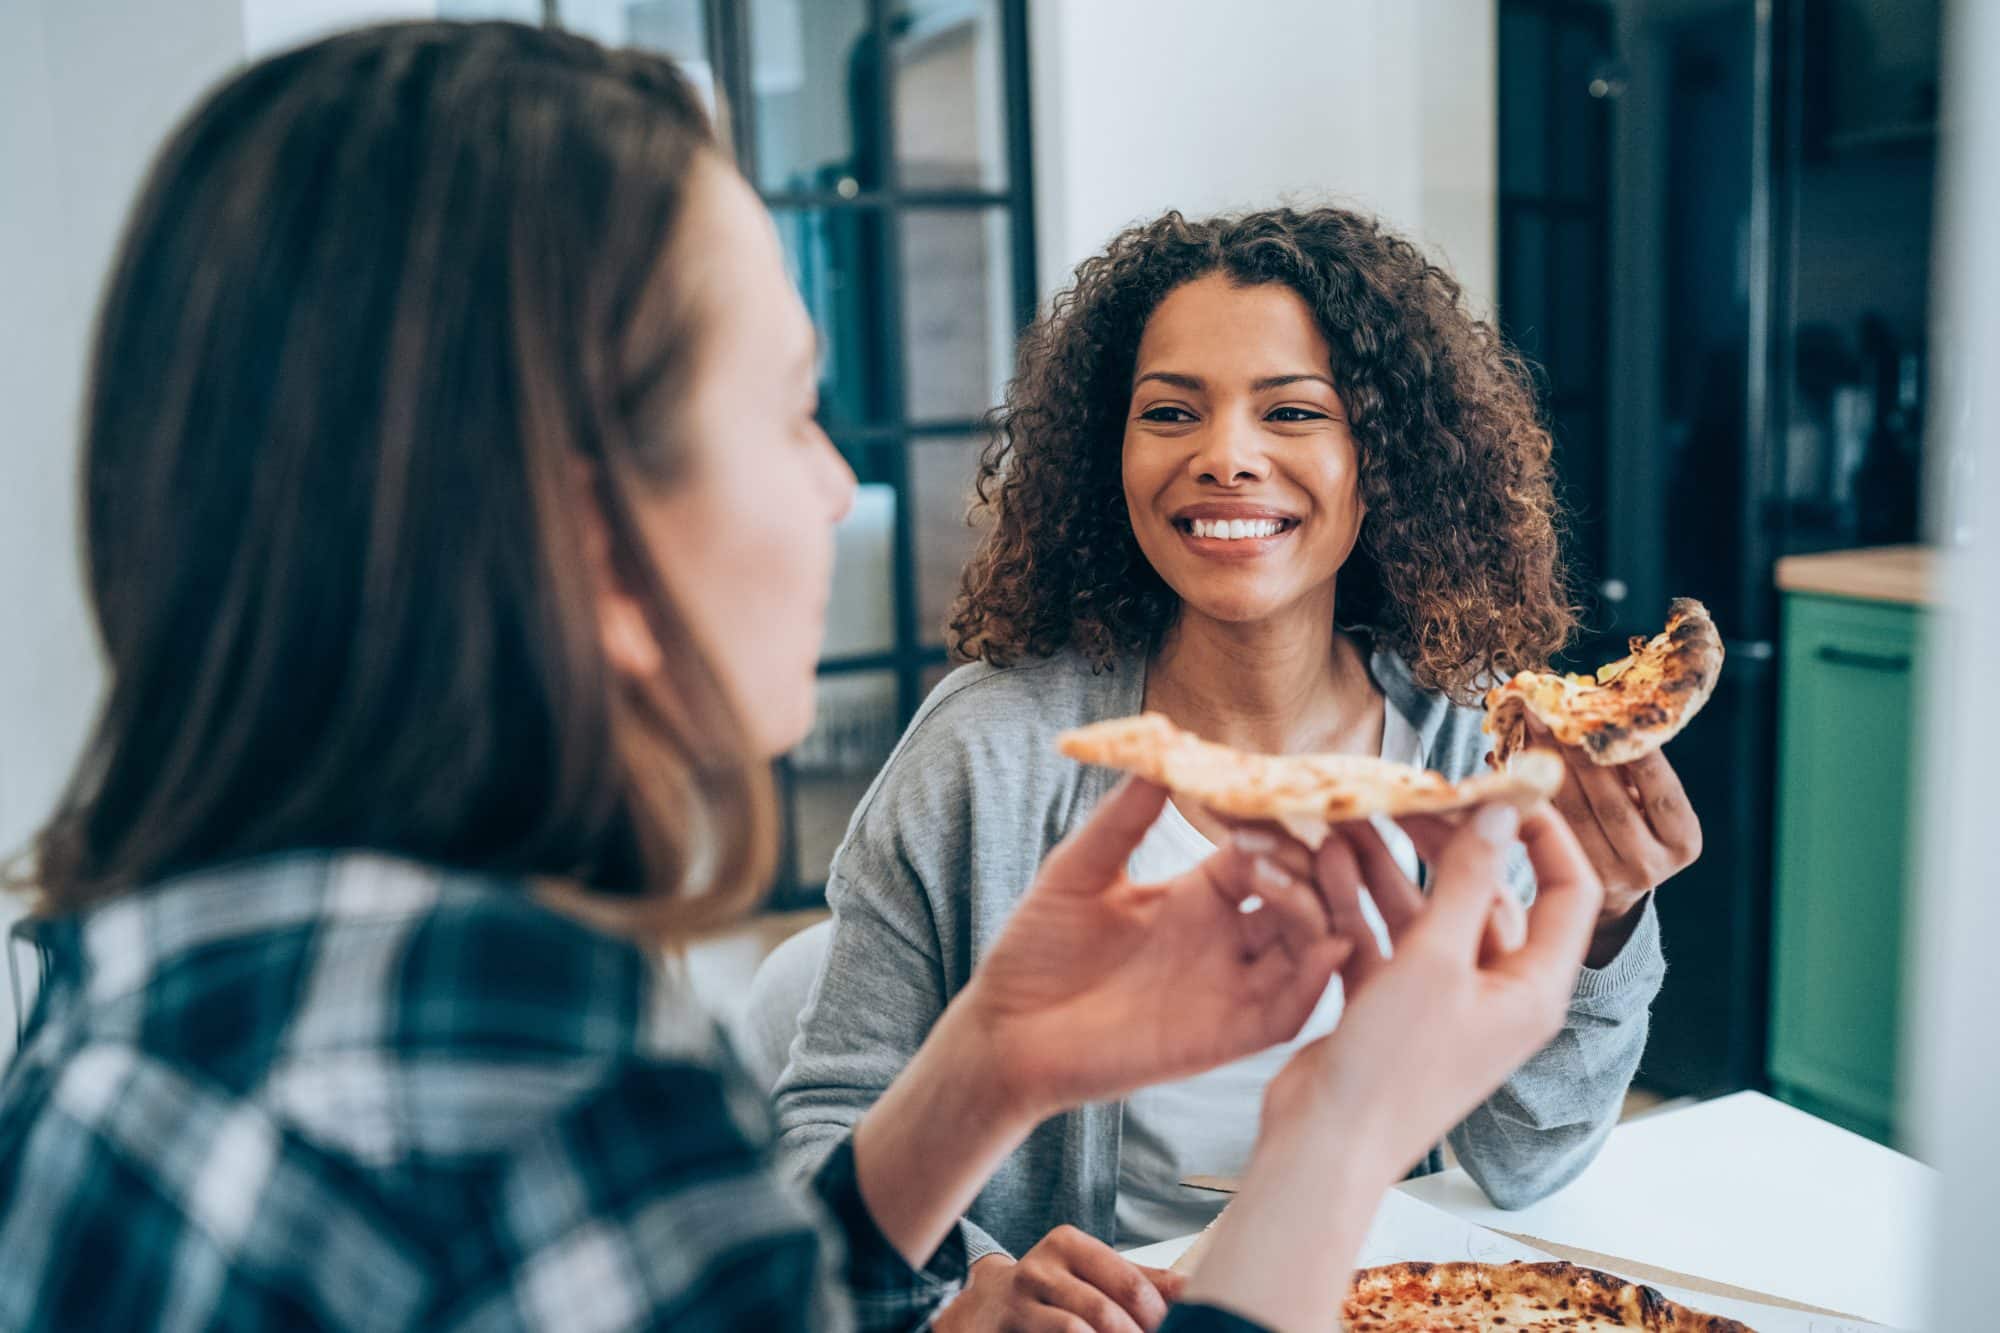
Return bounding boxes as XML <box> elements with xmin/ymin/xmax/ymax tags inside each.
<box><xmin>1342</xmin><ymin>1261</ymin><xmax>1754</xmax><ymax>1331</ymax></box>
<box><xmin>1485</xmin><ymin>599</ymin><xmax>1725</xmax><ymax>767</ymax></box>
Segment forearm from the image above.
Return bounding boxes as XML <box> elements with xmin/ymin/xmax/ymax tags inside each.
<box><xmin>852</xmin><ymin>1001</ymin><xmax>1044</xmax><ymax>1268</ymax></box>
<box><xmin>1180</xmin><ymin>1119</ymin><xmax>1387</xmax><ymax>1333</ymax></box>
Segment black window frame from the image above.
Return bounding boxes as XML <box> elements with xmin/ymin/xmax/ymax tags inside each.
<box><xmin>705</xmin><ymin>0</ymin><xmax>1039</xmax><ymax>909</ymax></box>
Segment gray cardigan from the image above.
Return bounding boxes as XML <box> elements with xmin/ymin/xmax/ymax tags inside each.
<box><xmin>772</xmin><ymin>646</ymin><xmax>1666</xmax><ymax>1264</ymax></box>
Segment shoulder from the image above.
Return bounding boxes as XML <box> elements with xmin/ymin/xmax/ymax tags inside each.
<box><xmin>850</xmin><ymin>649</ymin><xmax>1140</xmax><ymax>828</ymax></box>
<box><xmin>1371</xmin><ymin>643</ymin><xmax>1496</xmax><ymax>781</ymax></box>
<box><xmin>253</xmin><ymin>856</ymin><xmax>703</xmax><ymax>1167</ymax></box>
<box><xmin>910</xmin><ymin>649</ymin><xmax>1142</xmax><ymax>748</ymax></box>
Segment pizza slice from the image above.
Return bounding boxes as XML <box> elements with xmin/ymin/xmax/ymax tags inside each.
<box><xmin>1343</xmin><ymin>1260</ymin><xmax>1754</xmax><ymax>1331</ymax></box>
<box><xmin>1057</xmin><ymin>712</ymin><xmax>1563</xmax><ymax>850</ymax></box>
<box><xmin>1485</xmin><ymin>598</ymin><xmax>1725</xmax><ymax>768</ymax></box>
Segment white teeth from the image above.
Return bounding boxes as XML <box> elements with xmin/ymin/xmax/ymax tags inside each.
<box><xmin>1189</xmin><ymin>518</ymin><xmax>1285</xmax><ymax>540</ymax></box>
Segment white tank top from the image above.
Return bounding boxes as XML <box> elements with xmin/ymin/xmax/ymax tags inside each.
<box><xmin>1113</xmin><ymin>700</ymin><xmax>1424</xmax><ymax>1246</ymax></box>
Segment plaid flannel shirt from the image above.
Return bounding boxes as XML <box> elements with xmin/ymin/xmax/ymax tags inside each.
<box><xmin>0</xmin><ymin>853</ymin><xmax>972</xmax><ymax>1331</ymax></box>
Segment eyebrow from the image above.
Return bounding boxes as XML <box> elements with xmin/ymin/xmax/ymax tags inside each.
<box><xmin>1133</xmin><ymin>371</ymin><xmax>1339</xmax><ymax>393</ymax></box>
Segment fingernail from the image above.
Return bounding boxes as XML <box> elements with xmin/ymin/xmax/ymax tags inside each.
<box><xmin>1232</xmin><ymin>829</ymin><xmax>1279</xmax><ymax>855</ymax></box>
<box><xmin>1473</xmin><ymin>803</ymin><xmax>1520</xmax><ymax>846</ymax></box>
<box><xmin>1252</xmin><ymin>857</ymin><xmax>1295</xmax><ymax>891</ymax></box>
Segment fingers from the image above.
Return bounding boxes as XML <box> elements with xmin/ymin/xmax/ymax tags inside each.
<box><xmin>1207</xmin><ymin>833</ymin><xmax>1332</xmax><ymax>965</ymax></box>
<box><xmin>1396</xmin><ymin>812</ymin><xmax>1463</xmax><ymax>864</ymax></box>
<box><xmin>1239</xmin><ymin>932</ymin><xmax>1351</xmax><ymax>1042</ymax></box>
<box><xmin>1136</xmin><ymin>1265</ymin><xmax>1186</xmax><ymax>1306</ymax></box>
<box><xmin>1484</xmin><ymin>888</ymin><xmax>1528</xmax><ymax>960</ymax></box>
<box><xmin>1491</xmin><ymin>804</ymin><xmax>1605</xmax><ymax>988</ymax></box>
<box><xmin>1207</xmin><ymin>814</ymin><xmax>1317</xmax><ymax>882</ymax></box>
<box><xmin>1408</xmin><ymin>803</ymin><xmax>1521</xmax><ymax>959</ymax></box>
<box><xmin>1369</xmin><ymin>812</ymin><xmax>1529</xmax><ymax>961</ymax></box>
<box><xmin>1312</xmin><ymin>834</ymin><xmax>1391</xmax><ymax>987</ymax></box>
<box><xmin>1022</xmin><ymin>1227</ymin><xmax>1166</xmax><ymax>1332</ymax></box>
<box><xmin>1624</xmin><ymin>751</ymin><xmax>1703</xmax><ymax>862</ymax></box>
<box><xmin>1546</xmin><ymin>746</ymin><xmax>1621</xmax><ymax>872</ymax></box>
<box><xmin>1014</xmin><ymin>1279</ymin><xmax>1141</xmax><ymax>1333</ymax></box>
<box><xmin>1565</xmin><ymin>747</ymin><xmax>1655</xmax><ymax>863</ymax></box>
<box><xmin>1040</xmin><ymin>778</ymin><xmax>1168</xmax><ymax>894</ymax></box>
<box><xmin>1338</xmin><ymin>820</ymin><xmax>1424</xmax><ymax>937</ymax></box>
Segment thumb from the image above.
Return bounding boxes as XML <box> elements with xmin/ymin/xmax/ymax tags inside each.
<box><xmin>1038</xmin><ymin>777</ymin><xmax>1169</xmax><ymax>893</ymax></box>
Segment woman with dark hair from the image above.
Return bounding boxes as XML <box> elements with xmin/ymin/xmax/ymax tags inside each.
<box><xmin>775</xmin><ymin>210</ymin><xmax>1698</xmax><ymax>1330</ymax></box>
<box><xmin>0</xmin><ymin>20</ymin><xmax>1608</xmax><ymax>1333</ymax></box>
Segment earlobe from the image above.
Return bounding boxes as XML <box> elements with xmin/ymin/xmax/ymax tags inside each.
<box><xmin>600</xmin><ymin>593</ymin><xmax>663</xmax><ymax>680</ymax></box>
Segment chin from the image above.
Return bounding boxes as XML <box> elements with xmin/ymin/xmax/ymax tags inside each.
<box><xmin>741</xmin><ymin>679</ymin><xmax>818</xmax><ymax>760</ymax></box>
<box><xmin>1173</xmin><ymin>586</ymin><xmax>1295</xmax><ymax>626</ymax></box>
<box><xmin>762</xmin><ymin>706</ymin><xmax>817</xmax><ymax>761</ymax></box>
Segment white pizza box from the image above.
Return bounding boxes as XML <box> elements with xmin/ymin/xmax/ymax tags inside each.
<box><xmin>1395</xmin><ymin>1092</ymin><xmax>1934</xmax><ymax>1330</ymax></box>
<box><xmin>1125</xmin><ymin>1187</ymin><xmax>1899</xmax><ymax>1332</ymax></box>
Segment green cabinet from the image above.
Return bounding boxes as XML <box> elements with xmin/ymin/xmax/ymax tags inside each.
<box><xmin>1768</xmin><ymin>592</ymin><xmax>1924</xmax><ymax>1145</ymax></box>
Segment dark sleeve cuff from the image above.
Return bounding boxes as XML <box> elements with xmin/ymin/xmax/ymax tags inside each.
<box><xmin>1160</xmin><ymin>1304</ymin><xmax>1271</xmax><ymax>1333</ymax></box>
<box><xmin>811</xmin><ymin>1135</ymin><xmax>968</xmax><ymax>1329</ymax></box>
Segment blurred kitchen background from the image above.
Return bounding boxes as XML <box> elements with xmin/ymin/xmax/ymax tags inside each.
<box><xmin>0</xmin><ymin>0</ymin><xmax>1969</xmax><ymax>1155</ymax></box>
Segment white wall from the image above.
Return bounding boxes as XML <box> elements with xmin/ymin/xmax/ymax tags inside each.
<box><xmin>1909</xmin><ymin>0</ymin><xmax>2000</xmax><ymax>1325</ymax></box>
<box><xmin>242</xmin><ymin>0</ymin><xmax>439</xmax><ymax>57</ymax></box>
<box><xmin>1027</xmin><ymin>0</ymin><xmax>1497</xmax><ymax>312</ymax></box>
<box><xmin>1</xmin><ymin>0</ymin><xmax>250</xmax><ymax>1046</ymax></box>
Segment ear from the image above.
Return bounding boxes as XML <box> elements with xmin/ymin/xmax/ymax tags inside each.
<box><xmin>570</xmin><ymin>459</ymin><xmax>663</xmax><ymax>682</ymax></box>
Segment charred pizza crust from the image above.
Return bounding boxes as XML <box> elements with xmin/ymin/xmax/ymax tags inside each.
<box><xmin>1057</xmin><ymin>712</ymin><xmax>1563</xmax><ymax>849</ymax></box>
<box><xmin>1343</xmin><ymin>1260</ymin><xmax>1754</xmax><ymax>1331</ymax></box>
<box><xmin>1485</xmin><ymin>599</ymin><xmax>1724</xmax><ymax>768</ymax></box>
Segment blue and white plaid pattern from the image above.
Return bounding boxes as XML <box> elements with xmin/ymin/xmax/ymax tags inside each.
<box><xmin>0</xmin><ymin>854</ymin><xmax>965</xmax><ymax>1330</ymax></box>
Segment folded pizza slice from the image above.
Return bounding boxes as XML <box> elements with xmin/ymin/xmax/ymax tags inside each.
<box><xmin>1486</xmin><ymin>597</ymin><xmax>1725</xmax><ymax>768</ymax></box>
<box><xmin>1057</xmin><ymin>712</ymin><xmax>1563</xmax><ymax>850</ymax></box>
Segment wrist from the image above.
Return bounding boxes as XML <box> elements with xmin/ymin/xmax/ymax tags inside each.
<box><xmin>1184</xmin><ymin>1126</ymin><xmax>1385</xmax><ymax>1333</ymax></box>
<box><xmin>934</xmin><ymin>982</ymin><xmax>1064</xmax><ymax>1127</ymax></box>
<box><xmin>850</xmin><ymin>1002</ymin><xmax>1046</xmax><ymax>1268</ymax></box>
<box><xmin>1587</xmin><ymin>894</ymin><xmax>1647</xmax><ymax>969</ymax></box>
<box><xmin>1249</xmin><ymin>1102</ymin><xmax>1401</xmax><ymax>1208</ymax></box>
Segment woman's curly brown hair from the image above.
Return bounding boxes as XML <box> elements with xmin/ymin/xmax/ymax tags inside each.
<box><xmin>947</xmin><ymin>206</ymin><xmax>1577</xmax><ymax>704</ymax></box>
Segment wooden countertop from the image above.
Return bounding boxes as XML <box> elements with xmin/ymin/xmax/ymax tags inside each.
<box><xmin>1775</xmin><ymin>545</ymin><xmax>1936</xmax><ymax>607</ymax></box>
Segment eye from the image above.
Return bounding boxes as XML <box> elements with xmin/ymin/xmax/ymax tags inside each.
<box><xmin>1266</xmin><ymin>406</ymin><xmax>1331</xmax><ymax>423</ymax></box>
<box><xmin>1138</xmin><ymin>404</ymin><xmax>1197</xmax><ymax>423</ymax></box>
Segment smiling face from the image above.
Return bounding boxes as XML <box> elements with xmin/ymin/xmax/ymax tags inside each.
<box><xmin>1121</xmin><ymin>274</ymin><xmax>1366</xmax><ymax>630</ymax></box>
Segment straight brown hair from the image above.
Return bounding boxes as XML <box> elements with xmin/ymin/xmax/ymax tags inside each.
<box><xmin>27</xmin><ymin>21</ymin><xmax>776</xmax><ymax>937</ymax></box>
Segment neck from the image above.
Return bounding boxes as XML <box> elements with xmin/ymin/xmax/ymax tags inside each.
<box><xmin>1144</xmin><ymin>597</ymin><xmax>1381</xmax><ymax>756</ymax></box>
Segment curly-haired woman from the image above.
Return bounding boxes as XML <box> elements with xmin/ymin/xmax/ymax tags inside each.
<box><xmin>773</xmin><ymin>207</ymin><xmax>1697</xmax><ymax>1332</ymax></box>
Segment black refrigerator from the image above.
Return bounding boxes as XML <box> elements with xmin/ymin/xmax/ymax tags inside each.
<box><xmin>1497</xmin><ymin>0</ymin><xmax>1939</xmax><ymax>1096</ymax></box>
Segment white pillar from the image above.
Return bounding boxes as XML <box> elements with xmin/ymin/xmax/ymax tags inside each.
<box><xmin>1909</xmin><ymin>0</ymin><xmax>2000</xmax><ymax>1324</ymax></box>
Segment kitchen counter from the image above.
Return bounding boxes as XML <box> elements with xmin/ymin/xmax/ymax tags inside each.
<box><xmin>1774</xmin><ymin>545</ymin><xmax>1936</xmax><ymax>606</ymax></box>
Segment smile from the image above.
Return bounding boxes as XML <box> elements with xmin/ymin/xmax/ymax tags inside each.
<box><xmin>1177</xmin><ymin>517</ymin><xmax>1293</xmax><ymax>540</ymax></box>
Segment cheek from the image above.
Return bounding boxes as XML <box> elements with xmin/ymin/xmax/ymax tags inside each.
<box><xmin>650</xmin><ymin>467</ymin><xmax>832</xmax><ymax>746</ymax></box>
<box><xmin>1120</xmin><ymin>438</ymin><xmax>1181</xmax><ymax>538</ymax></box>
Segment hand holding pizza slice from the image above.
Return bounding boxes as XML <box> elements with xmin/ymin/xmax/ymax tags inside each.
<box><xmin>1485</xmin><ymin>600</ymin><xmax>1720</xmax><ymax>964</ymax></box>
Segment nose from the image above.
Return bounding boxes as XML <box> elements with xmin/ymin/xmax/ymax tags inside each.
<box><xmin>1188</xmin><ymin>411</ymin><xmax>1272</xmax><ymax>486</ymax></box>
